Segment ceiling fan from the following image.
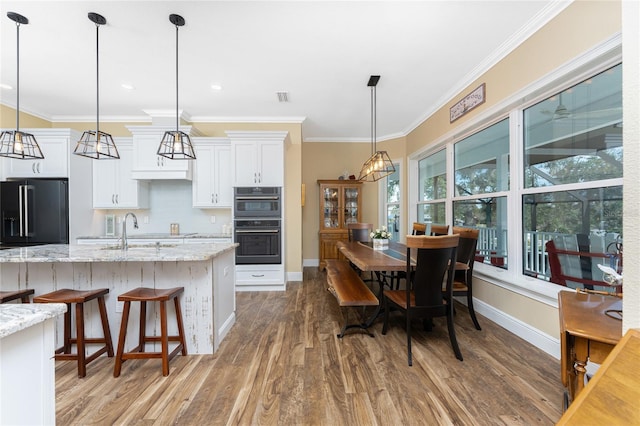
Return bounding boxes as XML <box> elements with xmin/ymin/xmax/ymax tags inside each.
<box><xmin>540</xmin><ymin>93</ymin><xmax>621</xmax><ymax>122</ymax></box>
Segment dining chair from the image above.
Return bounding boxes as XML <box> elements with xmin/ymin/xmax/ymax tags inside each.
<box><xmin>382</xmin><ymin>234</ymin><xmax>462</xmax><ymax>365</ymax></box>
<box><xmin>430</xmin><ymin>224</ymin><xmax>449</xmax><ymax>236</ymax></box>
<box><xmin>412</xmin><ymin>222</ymin><xmax>449</xmax><ymax>236</ymax></box>
<box><xmin>347</xmin><ymin>223</ymin><xmax>374</xmax><ymax>282</ymax></box>
<box><xmin>412</xmin><ymin>222</ymin><xmax>427</xmax><ymax>235</ymax></box>
<box><xmin>448</xmin><ymin>226</ymin><xmax>481</xmax><ymax>330</ymax></box>
<box><xmin>347</xmin><ymin>222</ymin><xmax>373</xmax><ymax>242</ymax></box>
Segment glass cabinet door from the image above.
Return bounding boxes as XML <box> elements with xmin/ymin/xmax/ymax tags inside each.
<box><xmin>343</xmin><ymin>186</ymin><xmax>360</xmax><ymax>227</ymax></box>
<box><xmin>322</xmin><ymin>185</ymin><xmax>340</xmax><ymax>229</ymax></box>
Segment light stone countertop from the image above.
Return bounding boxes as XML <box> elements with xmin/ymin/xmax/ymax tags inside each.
<box><xmin>0</xmin><ymin>303</ymin><xmax>67</xmax><ymax>338</ymax></box>
<box><xmin>0</xmin><ymin>242</ymin><xmax>238</xmax><ymax>263</ymax></box>
<box><xmin>76</xmin><ymin>233</ymin><xmax>232</xmax><ymax>240</ymax></box>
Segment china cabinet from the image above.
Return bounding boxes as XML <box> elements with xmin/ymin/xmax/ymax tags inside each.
<box><xmin>317</xmin><ymin>179</ymin><xmax>363</xmax><ymax>270</ymax></box>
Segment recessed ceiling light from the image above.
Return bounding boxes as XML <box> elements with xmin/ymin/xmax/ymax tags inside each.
<box><xmin>121</xmin><ymin>83</ymin><xmax>135</xmax><ymax>90</ymax></box>
<box><xmin>0</xmin><ymin>83</ymin><xmax>13</xmax><ymax>90</ymax></box>
<box><xmin>211</xmin><ymin>84</ymin><xmax>222</xmax><ymax>91</ymax></box>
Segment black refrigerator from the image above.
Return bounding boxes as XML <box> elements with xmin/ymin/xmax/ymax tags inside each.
<box><xmin>1</xmin><ymin>178</ymin><xmax>69</xmax><ymax>247</ymax></box>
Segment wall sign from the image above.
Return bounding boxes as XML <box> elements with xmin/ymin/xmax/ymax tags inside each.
<box><xmin>450</xmin><ymin>83</ymin><xmax>486</xmax><ymax>123</ymax></box>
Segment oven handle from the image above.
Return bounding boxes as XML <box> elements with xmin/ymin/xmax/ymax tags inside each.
<box><xmin>235</xmin><ymin>196</ymin><xmax>280</xmax><ymax>200</ymax></box>
<box><xmin>236</xmin><ymin>229</ymin><xmax>280</xmax><ymax>234</ymax></box>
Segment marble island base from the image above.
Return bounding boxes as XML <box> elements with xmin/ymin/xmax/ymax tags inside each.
<box><xmin>0</xmin><ymin>243</ymin><xmax>237</xmax><ymax>356</ymax></box>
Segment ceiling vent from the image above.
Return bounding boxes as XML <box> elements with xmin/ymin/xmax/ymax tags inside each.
<box><xmin>276</xmin><ymin>91</ymin><xmax>289</xmax><ymax>102</ymax></box>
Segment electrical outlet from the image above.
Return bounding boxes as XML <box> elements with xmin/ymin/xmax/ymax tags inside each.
<box><xmin>210</xmin><ymin>215</ymin><xmax>216</xmax><ymax>224</ymax></box>
<box><xmin>144</xmin><ymin>216</ymin><xmax>149</xmax><ymax>224</ymax></box>
<box><xmin>115</xmin><ymin>301</ymin><xmax>124</xmax><ymax>313</ymax></box>
<box><xmin>224</xmin><ymin>265</ymin><xmax>230</xmax><ymax>276</ymax></box>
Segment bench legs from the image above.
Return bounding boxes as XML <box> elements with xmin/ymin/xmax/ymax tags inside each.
<box><xmin>337</xmin><ymin>306</ymin><xmax>375</xmax><ymax>338</ymax></box>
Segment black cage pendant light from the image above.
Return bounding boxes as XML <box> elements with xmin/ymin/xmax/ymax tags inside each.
<box><xmin>0</xmin><ymin>12</ymin><xmax>44</xmax><ymax>160</ymax></box>
<box><xmin>74</xmin><ymin>12</ymin><xmax>119</xmax><ymax>159</ymax></box>
<box><xmin>158</xmin><ymin>14</ymin><xmax>196</xmax><ymax>160</ymax></box>
<box><xmin>358</xmin><ymin>75</ymin><xmax>395</xmax><ymax>182</ymax></box>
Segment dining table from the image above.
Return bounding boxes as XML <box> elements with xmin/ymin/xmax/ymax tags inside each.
<box><xmin>335</xmin><ymin>239</ymin><xmax>468</xmax><ymax>328</ymax></box>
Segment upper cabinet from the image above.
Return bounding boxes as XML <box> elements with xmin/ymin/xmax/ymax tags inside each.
<box><xmin>192</xmin><ymin>138</ymin><xmax>232</xmax><ymax>208</ymax></box>
<box><xmin>1</xmin><ymin>129</ymin><xmax>76</xmax><ymax>178</ymax></box>
<box><xmin>92</xmin><ymin>139</ymin><xmax>149</xmax><ymax>209</ymax></box>
<box><xmin>227</xmin><ymin>131</ymin><xmax>287</xmax><ymax>187</ymax></box>
<box><xmin>127</xmin><ymin>125</ymin><xmax>199</xmax><ymax>180</ymax></box>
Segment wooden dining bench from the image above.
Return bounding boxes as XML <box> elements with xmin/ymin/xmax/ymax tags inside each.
<box><xmin>325</xmin><ymin>259</ymin><xmax>379</xmax><ymax>338</ymax></box>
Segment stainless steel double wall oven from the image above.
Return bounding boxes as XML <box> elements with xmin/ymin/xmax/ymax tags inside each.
<box><xmin>233</xmin><ymin>187</ymin><xmax>282</xmax><ymax>264</ymax></box>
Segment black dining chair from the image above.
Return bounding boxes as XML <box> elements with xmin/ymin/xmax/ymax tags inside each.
<box><xmin>447</xmin><ymin>226</ymin><xmax>482</xmax><ymax>330</ymax></box>
<box><xmin>346</xmin><ymin>223</ymin><xmax>374</xmax><ymax>282</ymax></box>
<box><xmin>347</xmin><ymin>222</ymin><xmax>373</xmax><ymax>242</ymax></box>
<box><xmin>382</xmin><ymin>234</ymin><xmax>462</xmax><ymax>365</ymax></box>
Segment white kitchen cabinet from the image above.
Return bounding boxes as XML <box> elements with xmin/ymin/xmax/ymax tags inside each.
<box><xmin>2</xmin><ymin>129</ymin><xmax>72</xmax><ymax>178</ymax></box>
<box><xmin>192</xmin><ymin>138</ymin><xmax>232</xmax><ymax>208</ymax></box>
<box><xmin>92</xmin><ymin>139</ymin><xmax>149</xmax><ymax>209</ymax></box>
<box><xmin>227</xmin><ymin>131</ymin><xmax>287</xmax><ymax>187</ymax></box>
<box><xmin>235</xmin><ymin>264</ymin><xmax>285</xmax><ymax>291</ymax></box>
<box><xmin>128</xmin><ymin>125</ymin><xmax>198</xmax><ymax>180</ymax></box>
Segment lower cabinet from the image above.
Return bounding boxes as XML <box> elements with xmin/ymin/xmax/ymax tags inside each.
<box><xmin>235</xmin><ymin>264</ymin><xmax>285</xmax><ymax>291</ymax></box>
<box><xmin>318</xmin><ymin>231</ymin><xmax>348</xmax><ymax>270</ymax></box>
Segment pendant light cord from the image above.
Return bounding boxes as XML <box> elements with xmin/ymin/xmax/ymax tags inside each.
<box><xmin>371</xmin><ymin>85</ymin><xmax>377</xmax><ymax>156</ymax></box>
<box><xmin>15</xmin><ymin>19</ymin><xmax>20</xmax><ymax>133</ymax></box>
<box><xmin>175</xmin><ymin>22</ymin><xmax>179</xmax><ymax>133</ymax></box>
<box><xmin>95</xmin><ymin>21</ymin><xmax>100</xmax><ymax>135</ymax></box>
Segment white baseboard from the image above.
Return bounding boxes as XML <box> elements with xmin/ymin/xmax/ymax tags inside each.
<box><xmin>236</xmin><ymin>284</ymin><xmax>286</xmax><ymax>292</ymax></box>
<box><xmin>470</xmin><ymin>297</ymin><xmax>560</xmax><ymax>359</ymax></box>
<box><xmin>287</xmin><ymin>271</ymin><xmax>303</xmax><ymax>282</ymax></box>
<box><xmin>216</xmin><ymin>312</ymin><xmax>236</xmax><ymax>351</ymax></box>
<box><xmin>303</xmin><ymin>258</ymin><xmax>320</xmax><ymax>268</ymax></box>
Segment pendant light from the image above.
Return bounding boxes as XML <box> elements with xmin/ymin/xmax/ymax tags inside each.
<box><xmin>0</xmin><ymin>12</ymin><xmax>44</xmax><ymax>160</ymax></box>
<box><xmin>157</xmin><ymin>14</ymin><xmax>196</xmax><ymax>160</ymax></box>
<box><xmin>74</xmin><ymin>12</ymin><xmax>119</xmax><ymax>159</ymax></box>
<box><xmin>358</xmin><ymin>75</ymin><xmax>395</xmax><ymax>182</ymax></box>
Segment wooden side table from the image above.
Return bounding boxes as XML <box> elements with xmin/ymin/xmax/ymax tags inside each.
<box><xmin>557</xmin><ymin>328</ymin><xmax>640</xmax><ymax>425</ymax></box>
<box><xmin>558</xmin><ymin>290</ymin><xmax>622</xmax><ymax>405</ymax></box>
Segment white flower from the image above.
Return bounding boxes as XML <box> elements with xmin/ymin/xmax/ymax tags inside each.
<box><xmin>371</xmin><ymin>226</ymin><xmax>390</xmax><ymax>239</ymax></box>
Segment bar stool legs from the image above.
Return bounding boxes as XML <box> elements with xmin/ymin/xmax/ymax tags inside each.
<box><xmin>114</xmin><ymin>287</ymin><xmax>187</xmax><ymax>377</ymax></box>
<box><xmin>33</xmin><ymin>288</ymin><xmax>114</xmax><ymax>378</ymax></box>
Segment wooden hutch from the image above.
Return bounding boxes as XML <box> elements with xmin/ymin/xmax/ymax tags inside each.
<box><xmin>318</xmin><ymin>179</ymin><xmax>363</xmax><ymax>270</ymax></box>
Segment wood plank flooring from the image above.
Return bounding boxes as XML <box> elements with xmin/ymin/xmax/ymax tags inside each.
<box><xmin>56</xmin><ymin>267</ymin><xmax>565</xmax><ymax>425</ymax></box>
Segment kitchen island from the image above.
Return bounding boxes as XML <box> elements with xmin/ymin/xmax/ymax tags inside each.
<box><xmin>0</xmin><ymin>242</ymin><xmax>237</xmax><ymax>354</ymax></box>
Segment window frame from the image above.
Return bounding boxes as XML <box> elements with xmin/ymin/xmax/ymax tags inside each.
<box><xmin>407</xmin><ymin>38</ymin><xmax>622</xmax><ymax>306</ymax></box>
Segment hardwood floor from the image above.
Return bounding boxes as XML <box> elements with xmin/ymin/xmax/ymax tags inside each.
<box><xmin>56</xmin><ymin>267</ymin><xmax>564</xmax><ymax>425</ymax></box>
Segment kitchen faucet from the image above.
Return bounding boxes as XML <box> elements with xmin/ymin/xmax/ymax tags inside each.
<box><xmin>121</xmin><ymin>212</ymin><xmax>139</xmax><ymax>250</ymax></box>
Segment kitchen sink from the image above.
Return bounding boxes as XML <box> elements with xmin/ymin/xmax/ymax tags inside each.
<box><xmin>101</xmin><ymin>243</ymin><xmax>178</xmax><ymax>250</ymax></box>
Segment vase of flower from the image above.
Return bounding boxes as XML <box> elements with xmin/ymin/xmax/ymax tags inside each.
<box><xmin>370</xmin><ymin>227</ymin><xmax>391</xmax><ymax>250</ymax></box>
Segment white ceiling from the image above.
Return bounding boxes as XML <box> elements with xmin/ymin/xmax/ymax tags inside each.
<box><xmin>0</xmin><ymin>1</ymin><xmax>569</xmax><ymax>142</ymax></box>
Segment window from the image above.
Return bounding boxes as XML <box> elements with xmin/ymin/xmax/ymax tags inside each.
<box><xmin>384</xmin><ymin>165</ymin><xmax>401</xmax><ymax>242</ymax></box>
<box><xmin>454</xmin><ymin>119</ymin><xmax>510</xmax><ymax>268</ymax></box>
<box><xmin>417</xmin><ymin>149</ymin><xmax>446</xmax><ymax>225</ymax></box>
<box><xmin>410</xmin><ymin>58</ymin><xmax>623</xmax><ymax>297</ymax></box>
<box><xmin>523</xmin><ymin>63</ymin><xmax>622</xmax><ymax>290</ymax></box>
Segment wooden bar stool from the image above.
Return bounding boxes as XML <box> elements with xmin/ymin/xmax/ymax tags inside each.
<box><xmin>114</xmin><ymin>287</ymin><xmax>187</xmax><ymax>377</ymax></box>
<box><xmin>0</xmin><ymin>289</ymin><xmax>35</xmax><ymax>304</ymax></box>
<box><xmin>33</xmin><ymin>288</ymin><xmax>114</xmax><ymax>378</ymax></box>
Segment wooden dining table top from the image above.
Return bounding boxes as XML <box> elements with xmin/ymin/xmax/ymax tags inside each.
<box><xmin>336</xmin><ymin>240</ymin><xmax>469</xmax><ymax>273</ymax></box>
<box><xmin>336</xmin><ymin>240</ymin><xmax>409</xmax><ymax>272</ymax></box>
